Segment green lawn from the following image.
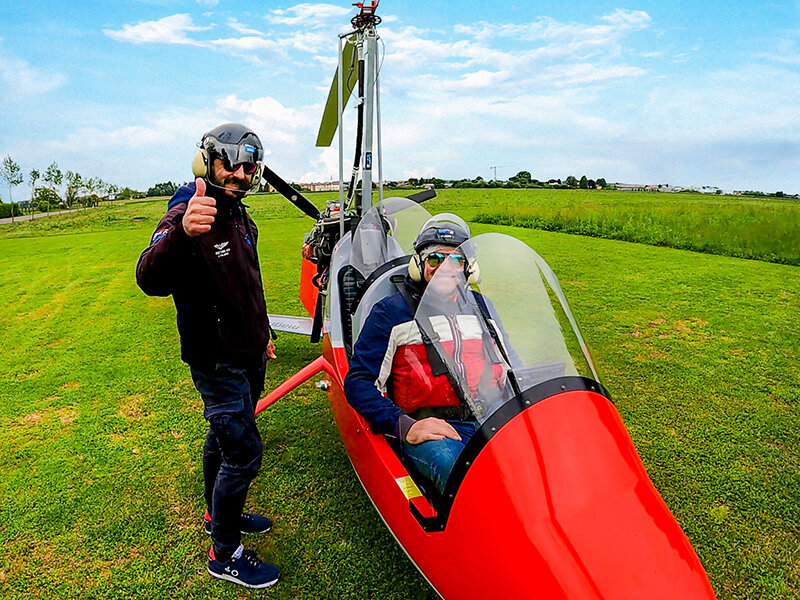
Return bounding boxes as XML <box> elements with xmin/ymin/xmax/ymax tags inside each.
<box><xmin>0</xmin><ymin>192</ymin><xmax>797</xmax><ymax>599</ymax></box>
<box><xmin>436</xmin><ymin>188</ymin><xmax>800</xmax><ymax>266</ymax></box>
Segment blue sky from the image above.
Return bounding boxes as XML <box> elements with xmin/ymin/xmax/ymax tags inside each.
<box><xmin>1</xmin><ymin>1</ymin><xmax>798</xmax><ymax>194</ymax></box>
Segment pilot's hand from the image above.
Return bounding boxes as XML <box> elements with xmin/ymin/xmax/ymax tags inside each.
<box><xmin>404</xmin><ymin>417</ymin><xmax>462</xmax><ymax>445</ymax></box>
<box><xmin>182</xmin><ymin>178</ymin><xmax>217</xmax><ymax>236</ymax></box>
<box><xmin>266</xmin><ymin>339</ymin><xmax>277</xmax><ymax>360</ymax></box>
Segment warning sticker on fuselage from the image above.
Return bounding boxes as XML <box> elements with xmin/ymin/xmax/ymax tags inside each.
<box><xmin>395</xmin><ymin>476</ymin><xmax>423</xmax><ymax>499</ymax></box>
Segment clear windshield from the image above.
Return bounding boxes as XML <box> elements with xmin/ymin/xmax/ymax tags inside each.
<box><xmin>413</xmin><ymin>232</ymin><xmax>599</xmax><ymax>423</ymax></box>
<box><xmin>350</xmin><ymin>197</ymin><xmax>433</xmax><ymax>279</ymax></box>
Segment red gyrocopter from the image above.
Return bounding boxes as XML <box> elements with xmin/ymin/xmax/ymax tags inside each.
<box><xmin>256</xmin><ymin>3</ymin><xmax>718</xmax><ymax>598</ymax></box>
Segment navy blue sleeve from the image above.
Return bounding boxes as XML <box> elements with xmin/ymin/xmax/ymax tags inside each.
<box><xmin>344</xmin><ymin>299</ymin><xmax>405</xmax><ymax>437</ymax></box>
<box><xmin>168</xmin><ymin>182</ymin><xmax>196</xmax><ymax>210</ymax></box>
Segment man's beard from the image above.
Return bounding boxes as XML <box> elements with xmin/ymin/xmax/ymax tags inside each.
<box><xmin>216</xmin><ymin>176</ymin><xmax>249</xmax><ymax>197</ymax></box>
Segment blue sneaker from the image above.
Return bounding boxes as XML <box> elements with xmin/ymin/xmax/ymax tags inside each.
<box><xmin>204</xmin><ymin>510</ymin><xmax>273</xmax><ymax>535</ymax></box>
<box><xmin>207</xmin><ymin>545</ymin><xmax>280</xmax><ymax>589</ymax></box>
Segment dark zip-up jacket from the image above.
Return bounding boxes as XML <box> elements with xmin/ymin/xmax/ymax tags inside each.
<box><xmin>136</xmin><ymin>182</ymin><xmax>269</xmax><ymax>367</ymax></box>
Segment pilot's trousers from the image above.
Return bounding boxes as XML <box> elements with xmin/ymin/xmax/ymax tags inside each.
<box><xmin>190</xmin><ymin>355</ymin><xmax>266</xmax><ymax>561</ymax></box>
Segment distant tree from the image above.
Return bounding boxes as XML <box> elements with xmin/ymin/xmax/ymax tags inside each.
<box><xmin>509</xmin><ymin>170</ymin><xmax>532</xmax><ymax>185</ymax></box>
<box><xmin>596</xmin><ymin>178</ymin><xmax>607</xmax><ymax>188</ymax></box>
<box><xmin>117</xmin><ymin>187</ymin><xmax>139</xmax><ymax>200</ymax></box>
<box><xmin>579</xmin><ymin>175</ymin><xmax>588</xmax><ymax>189</ymax></box>
<box><xmin>43</xmin><ymin>162</ymin><xmax>63</xmax><ymax>190</ymax></box>
<box><xmin>147</xmin><ymin>181</ymin><xmax>178</xmax><ymax>197</ymax></box>
<box><xmin>0</xmin><ymin>155</ymin><xmax>24</xmax><ymax>222</ymax></box>
<box><xmin>105</xmin><ymin>183</ymin><xmax>120</xmax><ymax>201</ymax></box>
<box><xmin>28</xmin><ymin>169</ymin><xmax>40</xmax><ymax>213</ymax></box>
<box><xmin>83</xmin><ymin>177</ymin><xmax>106</xmax><ymax>206</ymax></box>
<box><xmin>65</xmin><ymin>171</ymin><xmax>84</xmax><ymax>208</ymax></box>
<box><xmin>33</xmin><ymin>187</ymin><xmax>60</xmax><ymax>212</ymax></box>
<box><xmin>43</xmin><ymin>162</ymin><xmax>63</xmax><ymax>212</ymax></box>
<box><xmin>565</xmin><ymin>175</ymin><xmax>578</xmax><ymax>188</ymax></box>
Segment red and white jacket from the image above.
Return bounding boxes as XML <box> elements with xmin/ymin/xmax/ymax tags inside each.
<box><xmin>344</xmin><ymin>278</ymin><xmax>507</xmax><ymax>438</ymax></box>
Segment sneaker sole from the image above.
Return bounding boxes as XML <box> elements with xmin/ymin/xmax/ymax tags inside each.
<box><xmin>204</xmin><ymin>524</ymin><xmax>272</xmax><ymax>535</ymax></box>
<box><xmin>207</xmin><ymin>567</ymin><xmax>279</xmax><ymax>589</ymax></box>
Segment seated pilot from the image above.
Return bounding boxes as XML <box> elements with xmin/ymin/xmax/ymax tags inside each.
<box><xmin>345</xmin><ymin>216</ymin><xmax>508</xmax><ymax>494</ymax></box>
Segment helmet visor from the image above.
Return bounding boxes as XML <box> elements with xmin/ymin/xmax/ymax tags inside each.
<box><xmin>209</xmin><ymin>140</ymin><xmax>264</xmax><ymax>173</ymax></box>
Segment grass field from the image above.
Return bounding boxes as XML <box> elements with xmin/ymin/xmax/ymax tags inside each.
<box><xmin>432</xmin><ymin>188</ymin><xmax>800</xmax><ymax>266</ymax></box>
<box><xmin>0</xmin><ymin>191</ymin><xmax>798</xmax><ymax>599</ymax></box>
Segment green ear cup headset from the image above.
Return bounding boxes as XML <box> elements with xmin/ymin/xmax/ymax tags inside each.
<box><xmin>192</xmin><ymin>123</ymin><xmax>264</xmax><ymax>194</ymax></box>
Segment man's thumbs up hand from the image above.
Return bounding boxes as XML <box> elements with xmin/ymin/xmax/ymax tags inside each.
<box><xmin>182</xmin><ymin>178</ymin><xmax>217</xmax><ymax>237</ymax></box>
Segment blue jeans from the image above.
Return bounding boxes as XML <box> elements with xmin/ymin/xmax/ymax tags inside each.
<box><xmin>190</xmin><ymin>355</ymin><xmax>266</xmax><ymax>561</ymax></box>
<box><xmin>402</xmin><ymin>420</ymin><xmax>479</xmax><ymax>494</ymax></box>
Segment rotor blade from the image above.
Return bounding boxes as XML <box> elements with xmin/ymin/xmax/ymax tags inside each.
<box><xmin>405</xmin><ymin>188</ymin><xmax>437</xmax><ymax>204</ymax></box>
<box><xmin>261</xmin><ymin>164</ymin><xmax>320</xmax><ymax>220</ymax></box>
<box><xmin>316</xmin><ymin>37</ymin><xmax>358</xmax><ymax>147</ymax></box>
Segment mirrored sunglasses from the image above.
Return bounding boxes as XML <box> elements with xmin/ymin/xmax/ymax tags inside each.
<box><xmin>425</xmin><ymin>252</ymin><xmax>466</xmax><ymax>268</ymax></box>
<box><xmin>222</xmin><ymin>157</ymin><xmax>259</xmax><ymax>175</ymax></box>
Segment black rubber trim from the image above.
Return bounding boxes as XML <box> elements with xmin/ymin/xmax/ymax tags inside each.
<box><xmin>350</xmin><ymin>255</ymin><xmax>411</xmax><ymax>308</ymax></box>
<box><xmin>409</xmin><ymin>375</ymin><xmax>612</xmax><ymax>532</ymax></box>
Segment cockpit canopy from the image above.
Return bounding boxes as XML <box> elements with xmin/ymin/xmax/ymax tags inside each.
<box><xmin>346</xmin><ymin>200</ymin><xmax>600</xmax><ymax>423</ymax></box>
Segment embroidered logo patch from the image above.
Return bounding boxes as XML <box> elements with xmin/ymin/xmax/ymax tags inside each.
<box><xmin>214</xmin><ymin>241</ymin><xmax>231</xmax><ymax>259</ymax></box>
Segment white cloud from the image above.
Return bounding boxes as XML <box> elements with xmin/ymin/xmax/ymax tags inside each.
<box><xmin>455</xmin><ymin>9</ymin><xmax>650</xmax><ymax>44</ymax></box>
<box><xmin>210</xmin><ymin>36</ymin><xmax>281</xmax><ymax>52</ymax></box>
<box><xmin>104</xmin><ymin>14</ymin><xmax>208</xmax><ymax>46</ymax></box>
<box><xmin>0</xmin><ymin>50</ymin><xmax>66</xmax><ymax>100</ymax></box>
<box><xmin>105</xmin><ymin>12</ymin><xmax>332</xmax><ymax>60</ymax></box>
<box><xmin>379</xmin><ymin>9</ymin><xmax>653</xmax><ymax>96</ymax></box>
<box><xmin>197</xmin><ymin>0</ymin><xmax>219</xmax><ymax>7</ymax></box>
<box><xmin>266</xmin><ymin>3</ymin><xmax>351</xmax><ymax>28</ymax></box>
<box><xmin>227</xmin><ymin>19</ymin><xmax>265</xmax><ymax>36</ymax></box>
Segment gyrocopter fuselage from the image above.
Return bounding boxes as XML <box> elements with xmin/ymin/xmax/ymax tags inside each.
<box><xmin>257</xmin><ymin>3</ymin><xmax>718</xmax><ymax>598</ymax></box>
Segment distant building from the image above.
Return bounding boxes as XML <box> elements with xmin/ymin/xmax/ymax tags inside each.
<box><xmin>615</xmin><ymin>183</ymin><xmax>645</xmax><ymax>191</ymax></box>
<box><xmin>304</xmin><ymin>181</ymin><xmax>340</xmax><ymax>192</ymax></box>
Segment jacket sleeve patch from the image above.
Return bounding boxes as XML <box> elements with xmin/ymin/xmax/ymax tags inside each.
<box><xmin>151</xmin><ymin>226</ymin><xmax>172</xmax><ymax>245</ymax></box>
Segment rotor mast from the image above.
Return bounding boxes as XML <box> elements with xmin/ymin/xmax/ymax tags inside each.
<box><xmin>350</xmin><ymin>2</ymin><xmax>382</xmax><ymax>216</ymax></box>
<box><xmin>318</xmin><ymin>2</ymin><xmax>383</xmax><ymax>218</ymax></box>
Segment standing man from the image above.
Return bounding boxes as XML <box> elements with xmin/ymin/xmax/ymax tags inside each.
<box><xmin>136</xmin><ymin>123</ymin><xmax>280</xmax><ymax>589</ymax></box>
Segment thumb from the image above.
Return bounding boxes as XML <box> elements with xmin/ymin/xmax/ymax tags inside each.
<box><xmin>195</xmin><ymin>177</ymin><xmax>206</xmax><ymax>197</ymax></box>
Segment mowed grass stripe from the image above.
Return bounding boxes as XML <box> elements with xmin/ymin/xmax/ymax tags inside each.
<box><xmin>0</xmin><ymin>204</ymin><xmax>797</xmax><ymax>599</ymax></box>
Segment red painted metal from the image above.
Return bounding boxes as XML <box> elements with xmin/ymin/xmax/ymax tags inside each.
<box><xmin>320</xmin><ymin>333</ymin><xmax>717</xmax><ymax>599</ymax></box>
<box><xmin>299</xmin><ymin>256</ymin><xmax>319</xmax><ymax>319</ymax></box>
<box><xmin>254</xmin><ymin>355</ymin><xmax>336</xmax><ymax>415</ymax></box>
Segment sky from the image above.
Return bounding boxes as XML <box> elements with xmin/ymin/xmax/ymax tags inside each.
<box><xmin>1</xmin><ymin>1</ymin><xmax>799</xmax><ymax>195</ymax></box>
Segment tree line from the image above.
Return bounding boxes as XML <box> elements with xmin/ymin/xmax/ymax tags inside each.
<box><xmin>394</xmin><ymin>171</ymin><xmax>608</xmax><ymax>190</ymax></box>
<box><xmin>0</xmin><ymin>154</ymin><xmax>146</xmax><ymax>221</ymax></box>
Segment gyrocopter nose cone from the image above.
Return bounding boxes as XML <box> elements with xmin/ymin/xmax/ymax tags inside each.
<box><xmin>423</xmin><ymin>389</ymin><xmax>716</xmax><ymax>600</ymax></box>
